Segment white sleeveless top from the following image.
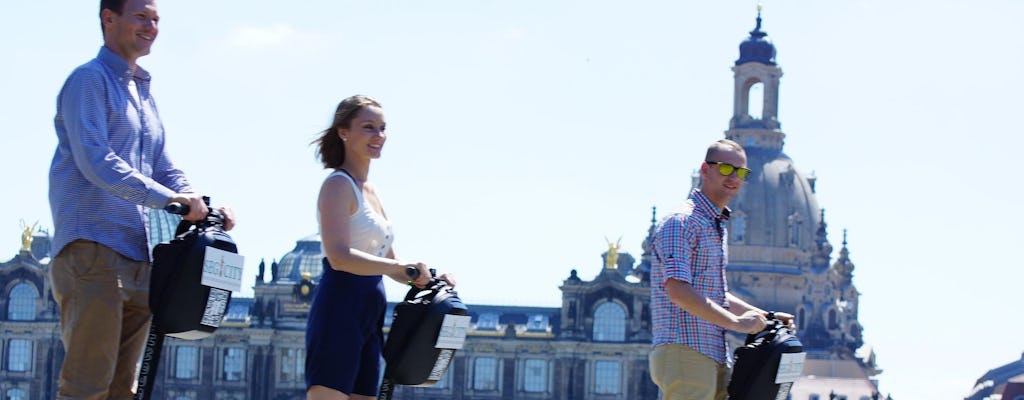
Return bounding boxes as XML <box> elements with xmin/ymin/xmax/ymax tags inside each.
<box><xmin>320</xmin><ymin>171</ymin><xmax>394</xmax><ymax>258</ymax></box>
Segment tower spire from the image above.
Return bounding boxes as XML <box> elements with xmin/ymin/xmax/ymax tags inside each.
<box><xmin>754</xmin><ymin>2</ymin><xmax>764</xmax><ymax>34</ymax></box>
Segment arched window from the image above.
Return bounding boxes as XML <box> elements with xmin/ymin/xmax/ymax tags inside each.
<box><xmin>732</xmin><ymin>214</ymin><xmax>746</xmax><ymax>242</ymax></box>
<box><xmin>592</xmin><ymin>302</ymin><xmax>626</xmax><ymax>342</ymax></box>
<box><xmin>8</xmin><ymin>283</ymin><xmax>38</xmax><ymax>321</ymax></box>
<box><xmin>6</xmin><ymin>388</ymin><xmax>26</xmax><ymax>400</ymax></box>
<box><xmin>748</xmin><ymin>81</ymin><xmax>764</xmax><ymax>119</ymax></box>
<box><xmin>828</xmin><ymin>309</ymin><xmax>838</xmax><ymax>330</ymax></box>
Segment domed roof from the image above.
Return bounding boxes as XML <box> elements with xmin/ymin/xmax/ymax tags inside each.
<box><xmin>736</xmin><ymin>10</ymin><xmax>777</xmax><ymax>66</ymax></box>
<box><xmin>277</xmin><ymin>233</ymin><xmax>324</xmax><ymax>281</ymax></box>
<box><xmin>726</xmin><ymin>150</ymin><xmax>823</xmax><ymax>271</ymax></box>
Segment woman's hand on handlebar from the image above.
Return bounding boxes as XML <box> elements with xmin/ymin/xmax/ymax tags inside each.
<box><xmin>437</xmin><ymin>272</ymin><xmax>456</xmax><ymax>288</ymax></box>
<box><xmin>216</xmin><ymin>206</ymin><xmax>236</xmax><ymax>231</ymax></box>
<box><xmin>404</xmin><ymin>263</ymin><xmax>432</xmax><ymax>288</ymax></box>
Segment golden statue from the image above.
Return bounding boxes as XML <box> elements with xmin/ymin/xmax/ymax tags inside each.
<box><xmin>300</xmin><ymin>272</ymin><xmax>313</xmax><ymax>296</ymax></box>
<box><xmin>20</xmin><ymin>220</ymin><xmax>38</xmax><ymax>252</ymax></box>
<box><xmin>605</xmin><ymin>236</ymin><xmax>622</xmax><ymax>269</ymax></box>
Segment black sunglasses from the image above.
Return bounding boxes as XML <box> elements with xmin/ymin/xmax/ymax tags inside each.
<box><xmin>705</xmin><ymin>161</ymin><xmax>751</xmax><ymax>180</ymax></box>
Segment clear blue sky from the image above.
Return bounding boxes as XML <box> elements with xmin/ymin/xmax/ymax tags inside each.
<box><xmin>3</xmin><ymin>1</ymin><xmax>1022</xmax><ymax>398</ymax></box>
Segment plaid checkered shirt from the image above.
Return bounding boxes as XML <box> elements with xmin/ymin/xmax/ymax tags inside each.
<box><xmin>650</xmin><ymin>189</ymin><xmax>731</xmax><ymax>364</ymax></box>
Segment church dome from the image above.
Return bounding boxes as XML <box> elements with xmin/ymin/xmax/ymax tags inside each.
<box><xmin>276</xmin><ymin>233</ymin><xmax>325</xmax><ymax>281</ymax></box>
<box><xmin>726</xmin><ymin>149</ymin><xmax>823</xmax><ymax>271</ymax></box>
<box><xmin>736</xmin><ymin>11</ymin><xmax>777</xmax><ymax>66</ymax></box>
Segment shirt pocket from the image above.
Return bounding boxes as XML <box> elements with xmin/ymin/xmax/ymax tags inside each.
<box><xmin>691</xmin><ymin>234</ymin><xmax>723</xmax><ymax>279</ymax></box>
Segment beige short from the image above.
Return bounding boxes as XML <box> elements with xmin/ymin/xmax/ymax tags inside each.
<box><xmin>649</xmin><ymin>343</ymin><xmax>730</xmax><ymax>400</ymax></box>
<box><xmin>50</xmin><ymin>240</ymin><xmax>151</xmax><ymax>400</ymax></box>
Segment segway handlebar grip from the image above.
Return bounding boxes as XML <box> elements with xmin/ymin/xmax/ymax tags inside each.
<box><xmin>405</xmin><ymin>266</ymin><xmax>419</xmax><ymax>280</ymax></box>
<box><xmin>165</xmin><ymin>203</ymin><xmax>190</xmax><ymax>215</ymax></box>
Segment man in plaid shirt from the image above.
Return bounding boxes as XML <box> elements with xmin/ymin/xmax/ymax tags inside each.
<box><xmin>648</xmin><ymin>139</ymin><xmax>794</xmax><ymax>400</ymax></box>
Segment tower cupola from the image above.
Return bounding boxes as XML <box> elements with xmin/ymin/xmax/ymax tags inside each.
<box><xmin>736</xmin><ymin>5</ymin><xmax>777</xmax><ymax>66</ymax></box>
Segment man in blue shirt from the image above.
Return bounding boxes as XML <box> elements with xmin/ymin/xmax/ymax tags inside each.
<box><xmin>49</xmin><ymin>1</ymin><xmax>234</xmax><ymax>398</ymax></box>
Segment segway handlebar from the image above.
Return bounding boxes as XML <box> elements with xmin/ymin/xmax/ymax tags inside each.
<box><xmin>165</xmin><ymin>202</ymin><xmax>190</xmax><ymax>215</ymax></box>
<box><xmin>403</xmin><ymin>267</ymin><xmax>438</xmax><ymax>281</ymax></box>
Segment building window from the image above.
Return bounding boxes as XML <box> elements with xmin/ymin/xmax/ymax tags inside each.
<box><xmin>593</xmin><ymin>302</ymin><xmax>626</xmax><ymax>342</ymax></box>
<box><xmin>296</xmin><ymin>255</ymin><xmax>317</xmax><ymax>278</ymax></box>
<box><xmin>473</xmin><ymin>357</ymin><xmax>499</xmax><ymax>391</ymax></box>
<box><xmin>281</xmin><ymin>348</ymin><xmax>305</xmax><ymax>382</ymax></box>
<box><xmin>787</xmin><ymin>212</ymin><xmax>802</xmax><ymax>247</ymax></box>
<box><xmin>223</xmin><ymin>348</ymin><xmax>245</xmax><ymax>381</ymax></box>
<box><xmin>732</xmin><ymin>214</ymin><xmax>746</xmax><ymax>242</ymax></box>
<box><xmin>526</xmin><ymin>314</ymin><xmax>549</xmax><ymax>332</ymax></box>
<box><xmin>175</xmin><ymin>346</ymin><xmax>199</xmax><ymax>379</ymax></box>
<box><xmin>476</xmin><ymin>313</ymin><xmax>499</xmax><ymax>330</ymax></box>
<box><xmin>5</xmin><ymin>388</ymin><xmax>27</xmax><ymax>400</ymax></box>
<box><xmin>747</xmin><ymin>81</ymin><xmax>764</xmax><ymax>119</ymax></box>
<box><xmin>593</xmin><ymin>360</ymin><xmax>620</xmax><ymax>394</ymax></box>
<box><xmin>429</xmin><ymin>368</ymin><xmax>450</xmax><ymax>389</ymax></box>
<box><xmin>7</xmin><ymin>339</ymin><xmax>32</xmax><ymax>372</ymax></box>
<box><xmin>7</xmin><ymin>283</ymin><xmax>38</xmax><ymax>321</ymax></box>
<box><xmin>225</xmin><ymin>303</ymin><xmax>249</xmax><ymax>322</ymax></box>
<box><xmin>828</xmin><ymin>309</ymin><xmax>838</xmax><ymax>330</ymax></box>
<box><xmin>147</xmin><ymin>208</ymin><xmax>182</xmax><ymax>251</ymax></box>
<box><xmin>519</xmin><ymin>358</ymin><xmax>548</xmax><ymax>393</ymax></box>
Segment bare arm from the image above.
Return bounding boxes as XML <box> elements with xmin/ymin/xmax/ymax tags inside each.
<box><xmin>725</xmin><ymin>292</ymin><xmax>796</xmax><ymax>330</ymax></box>
<box><xmin>725</xmin><ymin>292</ymin><xmax>764</xmax><ymax>316</ymax></box>
<box><xmin>665</xmin><ymin>278</ymin><xmax>766</xmax><ymax>334</ymax></box>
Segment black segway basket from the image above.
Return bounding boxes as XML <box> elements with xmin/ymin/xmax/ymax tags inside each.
<box><xmin>135</xmin><ymin>197</ymin><xmax>240</xmax><ymax>400</ymax></box>
<box><xmin>728</xmin><ymin>314</ymin><xmax>805</xmax><ymax>400</ymax></box>
<box><xmin>379</xmin><ymin>270</ymin><xmax>469</xmax><ymax>400</ymax></box>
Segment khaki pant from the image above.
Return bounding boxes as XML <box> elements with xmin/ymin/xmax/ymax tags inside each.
<box><xmin>649</xmin><ymin>344</ymin><xmax>730</xmax><ymax>400</ymax></box>
<box><xmin>50</xmin><ymin>240</ymin><xmax>151</xmax><ymax>400</ymax></box>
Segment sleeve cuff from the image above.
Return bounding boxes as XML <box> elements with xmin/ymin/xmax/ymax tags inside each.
<box><xmin>144</xmin><ymin>185</ymin><xmax>176</xmax><ymax>209</ymax></box>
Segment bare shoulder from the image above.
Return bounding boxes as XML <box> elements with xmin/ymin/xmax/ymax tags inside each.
<box><xmin>319</xmin><ymin>174</ymin><xmax>359</xmax><ymax>213</ymax></box>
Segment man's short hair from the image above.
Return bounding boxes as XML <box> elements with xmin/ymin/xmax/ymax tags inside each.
<box><xmin>705</xmin><ymin>139</ymin><xmax>746</xmax><ymax>162</ymax></box>
<box><xmin>99</xmin><ymin>0</ymin><xmax>129</xmax><ymax>34</ymax></box>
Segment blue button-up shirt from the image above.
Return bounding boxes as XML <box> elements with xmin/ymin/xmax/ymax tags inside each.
<box><xmin>650</xmin><ymin>189</ymin><xmax>731</xmax><ymax>364</ymax></box>
<box><xmin>50</xmin><ymin>46</ymin><xmax>192</xmax><ymax>262</ymax></box>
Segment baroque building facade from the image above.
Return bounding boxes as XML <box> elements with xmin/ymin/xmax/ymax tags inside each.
<box><xmin>0</xmin><ymin>10</ymin><xmax>884</xmax><ymax>400</ymax></box>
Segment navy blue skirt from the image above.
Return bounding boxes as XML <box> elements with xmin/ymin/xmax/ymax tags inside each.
<box><xmin>305</xmin><ymin>258</ymin><xmax>387</xmax><ymax>396</ymax></box>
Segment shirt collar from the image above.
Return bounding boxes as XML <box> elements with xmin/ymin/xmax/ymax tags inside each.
<box><xmin>690</xmin><ymin>189</ymin><xmax>730</xmax><ymax>222</ymax></box>
<box><xmin>97</xmin><ymin>46</ymin><xmax>152</xmax><ymax>82</ymax></box>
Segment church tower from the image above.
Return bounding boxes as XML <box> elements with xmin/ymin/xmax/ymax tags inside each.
<box><xmin>716</xmin><ymin>8</ymin><xmax>882</xmax><ymax>395</ymax></box>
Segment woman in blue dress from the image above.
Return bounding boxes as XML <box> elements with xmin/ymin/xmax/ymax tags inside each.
<box><xmin>306</xmin><ymin>95</ymin><xmax>452</xmax><ymax>400</ymax></box>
